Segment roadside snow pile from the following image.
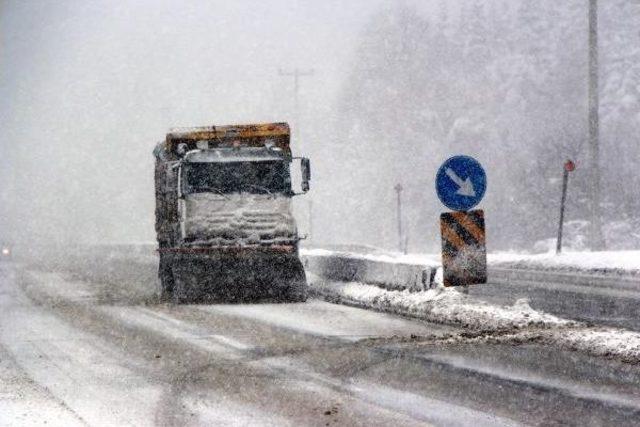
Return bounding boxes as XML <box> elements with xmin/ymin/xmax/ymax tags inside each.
<box><xmin>489</xmin><ymin>250</ymin><xmax>640</xmax><ymax>275</ymax></box>
<box><xmin>309</xmin><ymin>275</ymin><xmax>570</xmax><ymax>331</ymax></box>
<box><xmin>557</xmin><ymin>328</ymin><xmax>640</xmax><ymax>363</ymax></box>
<box><xmin>435</xmin><ymin>326</ymin><xmax>640</xmax><ymax>364</ymax></box>
<box><xmin>309</xmin><ymin>275</ymin><xmax>640</xmax><ymax>363</ymax></box>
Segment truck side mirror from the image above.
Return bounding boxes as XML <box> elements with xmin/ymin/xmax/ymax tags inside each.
<box><xmin>174</xmin><ymin>163</ymin><xmax>186</xmax><ymax>199</ymax></box>
<box><xmin>301</xmin><ymin>157</ymin><xmax>311</xmax><ymax>193</ymax></box>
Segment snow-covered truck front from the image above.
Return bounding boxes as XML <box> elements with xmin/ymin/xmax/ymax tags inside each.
<box><xmin>153</xmin><ymin>123</ymin><xmax>311</xmax><ymax>302</ymax></box>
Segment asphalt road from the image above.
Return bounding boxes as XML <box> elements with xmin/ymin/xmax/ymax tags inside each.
<box><xmin>1</xmin><ymin>262</ymin><xmax>640</xmax><ymax>426</ymax></box>
<box><xmin>465</xmin><ymin>268</ymin><xmax>640</xmax><ymax>331</ymax></box>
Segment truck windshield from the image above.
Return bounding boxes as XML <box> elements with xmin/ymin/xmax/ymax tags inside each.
<box><xmin>183</xmin><ymin>160</ymin><xmax>291</xmax><ymax>195</ymax></box>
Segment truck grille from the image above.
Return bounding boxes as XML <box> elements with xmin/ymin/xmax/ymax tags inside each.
<box><xmin>184</xmin><ymin>211</ymin><xmax>297</xmax><ymax>245</ymax></box>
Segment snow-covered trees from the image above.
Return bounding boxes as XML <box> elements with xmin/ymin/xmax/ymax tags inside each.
<box><xmin>600</xmin><ymin>0</ymin><xmax>640</xmax><ymax>219</ymax></box>
<box><xmin>335</xmin><ymin>0</ymin><xmax>640</xmax><ymax>251</ymax></box>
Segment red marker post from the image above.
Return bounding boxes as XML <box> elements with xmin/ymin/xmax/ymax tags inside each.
<box><xmin>556</xmin><ymin>160</ymin><xmax>576</xmax><ymax>254</ymax></box>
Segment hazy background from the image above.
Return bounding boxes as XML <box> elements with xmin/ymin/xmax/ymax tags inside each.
<box><xmin>1</xmin><ymin>0</ymin><xmax>639</xmax><ymax>253</ymax></box>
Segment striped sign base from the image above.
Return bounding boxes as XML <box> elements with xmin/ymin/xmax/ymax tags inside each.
<box><xmin>440</xmin><ymin>209</ymin><xmax>487</xmax><ymax>287</ymax></box>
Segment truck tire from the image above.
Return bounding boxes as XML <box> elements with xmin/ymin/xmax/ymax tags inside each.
<box><xmin>172</xmin><ymin>271</ymin><xmax>188</xmax><ymax>304</ymax></box>
<box><xmin>172</xmin><ymin>264</ymin><xmax>200</xmax><ymax>304</ymax></box>
<box><xmin>158</xmin><ymin>256</ymin><xmax>174</xmax><ymax>302</ymax></box>
<box><xmin>285</xmin><ymin>260</ymin><xmax>308</xmax><ymax>303</ymax></box>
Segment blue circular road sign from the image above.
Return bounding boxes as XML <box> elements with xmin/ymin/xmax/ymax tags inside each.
<box><xmin>436</xmin><ymin>155</ymin><xmax>486</xmax><ymax>211</ymax></box>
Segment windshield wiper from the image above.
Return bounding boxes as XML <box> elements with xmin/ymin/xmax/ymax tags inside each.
<box><xmin>208</xmin><ymin>187</ymin><xmax>231</xmax><ymax>199</ymax></box>
<box><xmin>242</xmin><ymin>183</ymin><xmax>273</xmax><ymax>195</ymax></box>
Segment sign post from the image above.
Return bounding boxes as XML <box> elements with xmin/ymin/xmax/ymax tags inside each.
<box><xmin>556</xmin><ymin>160</ymin><xmax>575</xmax><ymax>254</ymax></box>
<box><xmin>436</xmin><ymin>155</ymin><xmax>487</xmax><ymax>288</ymax></box>
<box><xmin>394</xmin><ymin>183</ymin><xmax>404</xmax><ymax>253</ymax></box>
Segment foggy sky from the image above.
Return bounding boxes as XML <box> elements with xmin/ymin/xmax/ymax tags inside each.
<box><xmin>2</xmin><ymin>1</ymin><xmax>639</xmax><ymax>253</ymax></box>
<box><xmin>0</xmin><ymin>0</ymin><xmax>406</xmax><ymax>244</ymax></box>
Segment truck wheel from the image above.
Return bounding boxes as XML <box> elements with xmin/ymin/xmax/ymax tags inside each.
<box><xmin>286</xmin><ymin>261</ymin><xmax>308</xmax><ymax>303</ymax></box>
<box><xmin>172</xmin><ymin>272</ymin><xmax>187</xmax><ymax>304</ymax></box>
<box><xmin>158</xmin><ymin>258</ymin><xmax>174</xmax><ymax>302</ymax></box>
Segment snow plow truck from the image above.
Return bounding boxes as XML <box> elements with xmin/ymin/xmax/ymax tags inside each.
<box><xmin>153</xmin><ymin>123</ymin><xmax>311</xmax><ymax>303</ymax></box>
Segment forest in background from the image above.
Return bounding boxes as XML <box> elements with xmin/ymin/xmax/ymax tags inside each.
<box><xmin>326</xmin><ymin>0</ymin><xmax>640</xmax><ymax>252</ymax></box>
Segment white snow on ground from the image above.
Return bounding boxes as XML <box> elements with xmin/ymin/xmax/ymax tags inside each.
<box><xmin>457</xmin><ymin>327</ymin><xmax>640</xmax><ymax>364</ymax></box>
<box><xmin>99</xmin><ymin>306</ymin><xmax>251</xmax><ymax>360</ymax></box>
<box><xmin>0</xmin><ymin>292</ymin><xmax>164</xmax><ymax>426</ymax></box>
<box><xmin>348</xmin><ymin>382</ymin><xmax>519</xmax><ymax>427</ymax></box>
<box><xmin>308</xmin><ymin>276</ymin><xmax>640</xmax><ymax>363</ymax></box>
<box><xmin>200</xmin><ymin>300</ymin><xmax>451</xmax><ymax>341</ymax></box>
<box><xmin>259</xmin><ymin>355</ymin><xmax>518</xmax><ymax>426</ymax></box>
<box><xmin>308</xmin><ymin>275</ymin><xmax>570</xmax><ymax>331</ymax></box>
<box><xmin>26</xmin><ymin>244</ymin><xmax>640</xmax><ymax>366</ymax></box>
<box><xmin>183</xmin><ymin>395</ymin><xmax>295</xmax><ymax>427</ymax></box>
<box><xmin>489</xmin><ymin>250</ymin><xmax>640</xmax><ymax>273</ymax></box>
<box><xmin>0</xmin><ymin>346</ymin><xmax>85</xmax><ymax>427</ymax></box>
<box><xmin>558</xmin><ymin>328</ymin><xmax>640</xmax><ymax>362</ymax></box>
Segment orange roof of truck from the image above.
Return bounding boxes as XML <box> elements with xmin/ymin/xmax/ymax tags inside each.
<box><xmin>166</xmin><ymin>122</ymin><xmax>291</xmax><ymax>156</ymax></box>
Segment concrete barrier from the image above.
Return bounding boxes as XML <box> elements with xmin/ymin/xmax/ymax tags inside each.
<box><xmin>300</xmin><ymin>251</ymin><xmax>436</xmax><ymax>292</ymax></box>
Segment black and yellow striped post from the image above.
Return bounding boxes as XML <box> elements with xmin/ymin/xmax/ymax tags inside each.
<box><xmin>440</xmin><ymin>209</ymin><xmax>487</xmax><ymax>287</ymax></box>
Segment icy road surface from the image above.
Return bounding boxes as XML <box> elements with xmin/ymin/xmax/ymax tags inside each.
<box><xmin>1</xmin><ymin>263</ymin><xmax>640</xmax><ymax>426</ymax></box>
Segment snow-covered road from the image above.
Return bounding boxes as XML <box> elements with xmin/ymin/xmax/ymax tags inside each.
<box><xmin>1</xmin><ymin>263</ymin><xmax>640</xmax><ymax>426</ymax></box>
<box><xmin>302</xmin><ymin>248</ymin><xmax>640</xmax><ymax>331</ymax></box>
<box><xmin>477</xmin><ymin>267</ymin><xmax>640</xmax><ymax>330</ymax></box>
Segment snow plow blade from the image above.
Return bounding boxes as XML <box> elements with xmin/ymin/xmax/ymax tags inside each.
<box><xmin>159</xmin><ymin>250</ymin><xmax>307</xmax><ymax>303</ymax></box>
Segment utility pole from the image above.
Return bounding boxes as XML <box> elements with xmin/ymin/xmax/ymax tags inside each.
<box><xmin>279</xmin><ymin>68</ymin><xmax>315</xmax><ymax>243</ymax></box>
<box><xmin>557</xmin><ymin>160</ymin><xmax>576</xmax><ymax>254</ymax></box>
<box><xmin>278</xmin><ymin>68</ymin><xmax>315</xmax><ymax>148</ymax></box>
<box><xmin>394</xmin><ymin>183</ymin><xmax>404</xmax><ymax>253</ymax></box>
<box><xmin>588</xmin><ymin>0</ymin><xmax>605</xmax><ymax>250</ymax></box>
<box><xmin>308</xmin><ymin>199</ymin><xmax>313</xmax><ymax>246</ymax></box>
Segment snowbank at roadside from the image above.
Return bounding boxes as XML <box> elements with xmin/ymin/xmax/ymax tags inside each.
<box><xmin>308</xmin><ymin>274</ymin><xmax>570</xmax><ymax>331</ymax></box>
<box><xmin>442</xmin><ymin>326</ymin><xmax>640</xmax><ymax>364</ymax></box>
<box><xmin>558</xmin><ymin>328</ymin><xmax>640</xmax><ymax>363</ymax></box>
<box><xmin>308</xmin><ymin>275</ymin><xmax>640</xmax><ymax>363</ymax></box>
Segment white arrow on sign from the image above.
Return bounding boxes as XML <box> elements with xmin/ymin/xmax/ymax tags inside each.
<box><xmin>445</xmin><ymin>167</ymin><xmax>476</xmax><ymax>197</ymax></box>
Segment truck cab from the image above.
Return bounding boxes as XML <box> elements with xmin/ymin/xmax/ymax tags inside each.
<box><xmin>153</xmin><ymin>123</ymin><xmax>310</xmax><ymax>302</ymax></box>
